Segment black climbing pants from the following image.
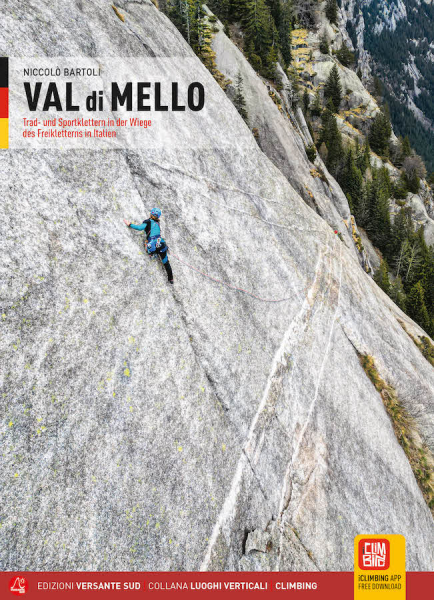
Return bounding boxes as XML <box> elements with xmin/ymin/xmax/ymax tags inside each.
<box><xmin>152</xmin><ymin>245</ymin><xmax>173</xmax><ymax>281</ymax></box>
<box><xmin>162</xmin><ymin>257</ymin><xmax>173</xmax><ymax>281</ymax></box>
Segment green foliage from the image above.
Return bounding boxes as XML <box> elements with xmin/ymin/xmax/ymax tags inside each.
<box><xmin>369</xmin><ymin>110</ymin><xmax>392</xmax><ymax>157</ymax></box>
<box><xmin>389</xmin><ymin>208</ymin><xmax>412</xmax><ymax>263</ymax></box>
<box><xmin>325</xmin><ymin>0</ymin><xmax>338</xmax><ymax>25</ymax></box>
<box><xmin>373</xmin><ymin>76</ymin><xmax>384</xmax><ymax>99</ymax></box>
<box><xmin>359</xmin><ymin>352</ymin><xmax>434</xmax><ymax>516</ymax></box>
<box><xmin>264</xmin><ymin>44</ymin><xmax>279</xmax><ymax>80</ymax></box>
<box><xmin>233</xmin><ymin>71</ymin><xmax>249</xmax><ymax>123</ymax></box>
<box><xmin>245</xmin><ymin>39</ymin><xmax>262</xmax><ymax>72</ymax></box>
<box><xmin>243</xmin><ymin>0</ymin><xmax>274</xmax><ymax>77</ymax></box>
<box><xmin>278</xmin><ymin>0</ymin><xmax>292</xmax><ymax>68</ymax></box>
<box><xmin>305</xmin><ymin>144</ymin><xmax>317</xmax><ymax>163</ymax></box>
<box><xmin>203</xmin><ymin>1</ymin><xmax>293</xmax><ymax>84</ymax></box>
<box><xmin>408</xmin><ymin>282</ymin><xmax>431</xmax><ymax>334</ymax></box>
<box><xmin>338</xmin><ymin>148</ymin><xmax>363</xmax><ymax>212</ymax></box>
<box><xmin>167</xmin><ymin>1</ymin><xmax>229</xmax><ymax>88</ymax></box>
<box><xmin>311</xmin><ymin>90</ymin><xmax>322</xmax><ymax>116</ymax></box>
<box><xmin>419</xmin><ymin>336</ymin><xmax>434</xmax><ymax>366</ymax></box>
<box><xmin>392</xmin><ymin>173</ymin><xmax>408</xmax><ymax>199</ymax></box>
<box><xmin>361</xmin><ymin>0</ymin><xmax>434</xmax><ymax>172</ymax></box>
<box><xmin>389</xmin><ymin>276</ymin><xmax>407</xmax><ymax>311</ymax></box>
<box><xmin>356</xmin><ymin>141</ymin><xmax>371</xmax><ymax>175</ymax></box>
<box><xmin>365</xmin><ymin>168</ymin><xmax>392</xmax><ymax>251</ymax></box>
<box><xmin>402</xmin><ymin>155</ymin><xmax>425</xmax><ymax>194</ymax></box>
<box><xmin>406</xmin><ymin>170</ymin><xmax>420</xmax><ymax>194</ymax></box>
<box><xmin>374</xmin><ymin>260</ymin><xmax>391</xmax><ymax>295</ymax></box>
<box><xmin>302</xmin><ymin>88</ymin><xmax>310</xmax><ymax>114</ymax></box>
<box><xmin>401</xmin><ymin>136</ymin><xmax>412</xmax><ymax>161</ymax></box>
<box><xmin>319</xmin><ymin>106</ymin><xmax>344</xmax><ymax>176</ymax></box>
<box><xmin>319</xmin><ymin>34</ymin><xmax>329</xmax><ymax>55</ymax></box>
<box><xmin>367</xmin><ymin>199</ymin><xmax>434</xmax><ymax>337</ymax></box>
<box><xmin>324</xmin><ymin>64</ymin><xmax>342</xmax><ymax>113</ymax></box>
<box><xmin>336</xmin><ymin>43</ymin><xmax>355</xmax><ymax>67</ymax></box>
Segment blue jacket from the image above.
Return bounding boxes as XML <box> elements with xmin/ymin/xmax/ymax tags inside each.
<box><xmin>129</xmin><ymin>218</ymin><xmax>168</xmax><ymax>262</ymax></box>
<box><xmin>129</xmin><ymin>218</ymin><xmax>161</xmax><ymax>239</ymax></box>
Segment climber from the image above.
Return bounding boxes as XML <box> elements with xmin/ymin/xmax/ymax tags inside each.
<box><xmin>124</xmin><ymin>208</ymin><xmax>174</xmax><ymax>284</ymax></box>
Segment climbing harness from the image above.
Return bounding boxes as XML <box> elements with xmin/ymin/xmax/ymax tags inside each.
<box><xmin>146</xmin><ymin>235</ymin><xmax>164</xmax><ymax>254</ymax></box>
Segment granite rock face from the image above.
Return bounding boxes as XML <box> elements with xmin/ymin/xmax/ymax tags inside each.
<box><xmin>211</xmin><ymin>18</ymin><xmax>361</xmax><ymax>260</ymax></box>
<box><xmin>1</xmin><ymin>0</ymin><xmax>434</xmax><ymax>572</ymax></box>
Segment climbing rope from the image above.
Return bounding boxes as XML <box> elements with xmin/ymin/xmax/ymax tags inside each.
<box><xmin>169</xmin><ymin>251</ymin><xmax>294</xmax><ymax>303</ymax></box>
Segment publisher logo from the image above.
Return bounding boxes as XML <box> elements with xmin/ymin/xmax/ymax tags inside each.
<box><xmin>9</xmin><ymin>576</ymin><xmax>28</xmax><ymax>596</ymax></box>
<box><xmin>359</xmin><ymin>538</ymin><xmax>390</xmax><ymax>570</ymax></box>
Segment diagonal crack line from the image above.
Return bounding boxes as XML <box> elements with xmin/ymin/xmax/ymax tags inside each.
<box><xmin>123</xmin><ymin>153</ymin><xmax>242</xmax><ymax>430</ymax></box>
<box><xmin>340</xmin><ymin>326</ymin><xmax>364</xmax><ymax>357</ymax></box>
<box><xmin>242</xmin><ymin>448</ymin><xmax>271</xmax><ymax>505</ymax></box>
<box><xmin>199</xmin><ymin>247</ymin><xmax>328</xmax><ymax>571</ymax></box>
<box><xmin>275</xmin><ymin>238</ymin><xmax>343</xmax><ymax>570</ymax></box>
<box><xmin>290</xmin><ymin>528</ymin><xmax>321</xmax><ymax>570</ymax></box>
<box><xmin>170</xmin><ymin>290</ymin><xmax>239</xmax><ymax>432</ymax></box>
<box><xmin>278</xmin><ymin>238</ymin><xmax>342</xmax><ymax>516</ymax></box>
<box><xmin>123</xmin><ymin>20</ymin><xmax>156</xmax><ymax>56</ymax></box>
<box><xmin>122</xmin><ymin>152</ymin><xmax>235</xmax><ymax>424</ymax></box>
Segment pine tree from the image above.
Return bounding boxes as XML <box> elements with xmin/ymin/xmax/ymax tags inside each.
<box><xmin>389</xmin><ymin>276</ymin><xmax>407</xmax><ymax>311</ymax></box>
<box><xmin>339</xmin><ymin>148</ymin><xmax>363</xmax><ymax>212</ymax></box>
<box><xmin>211</xmin><ymin>0</ymin><xmax>230</xmax><ymax>23</ymax></box>
<box><xmin>369</xmin><ymin>110</ymin><xmax>392</xmax><ymax>157</ymax></box>
<box><xmin>324</xmin><ymin>64</ymin><xmax>342</xmax><ymax>113</ymax></box>
<box><xmin>406</xmin><ymin>170</ymin><xmax>420</xmax><ymax>194</ymax></box>
<box><xmin>355</xmin><ymin>184</ymin><xmax>369</xmax><ymax>227</ymax></box>
<box><xmin>336</xmin><ymin>43</ymin><xmax>355</xmax><ymax>67</ymax></box>
<box><xmin>393</xmin><ymin>172</ymin><xmax>408</xmax><ymax>199</ymax></box>
<box><xmin>243</xmin><ymin>0</ymin><xmax>273</xmax><ymax>69</ymax></box>
<box><xmin>229</xmin><ymin>0</ymin><xmax>249</xmax><ymax>21</ymax></box>
<box><xmin>319</xmin><ymin>34</ymin><xmax>329</xmax><ymax>55</ymax></box>
<box><xmin>373</xmin><ymin>76</ymin><xmax>383</xmax><ymax>99</ymax></box>
<box><xmin>311</xmin><ymin>90</ymin><xmax>322</xmax><ymax>116</ymax></box>
<box><xmin>403</xmin><ymin>241</ymin><xmax>422</xmax><ymax>285</ymax></box>
<box><xmin>325</xmin><ymin>0</ymin><xmax>338</xmax><ymax>25</ymax></box>
<box><xmin>233</xmin><ymin>72</ymin><xmax>248</xmax><ymax>123</ymax></box>
<box><xmin>302</xmin><ymin>88</ymin><xmax>310</xmax><ymax>114</ymax></box>
<box><xmin>401</xmin><ymin>136</ymin><xmax>411</xmax><ymax>161</ymax></box>
<box><xmin>374</xmin><ymin>260</ymin><xmax>391</xmax><ymax>295</ymax></box>
<box><xmin>324</xmin><ymin>112</ymin><xmax>344</xmax><ymax>175</ymax></box>
<box><xmin>394</xmin><ymin>240</ymin><xmax>410</xmax><ymax>279</ymax></box>
<box><xmin>367</xmin><ymin>168</ymin><xmax>391</xmax><ymax>252</ymax></box>
<box><xmin>356</xmin><ymin>140</ymin><xmax>371</xmax><ymax>174</ymax></box>
<box><xmin>264</xmin><ymin>43</ymin><xmax>278</xmax><ymax>80</ymax></box>
<box><xmin>425</xmin><ymin>246</ymin><xmax>434</xmax><ymax>318</ymax></box>
<box><xmin>278</xmin><ymin>0</ymin><xmax>292</xmax><ymax>68</ymax></box>
<box><xmin>407</xmin><ymin>281</ymin><xmax>431</xmax><ymax>333</ymax></box>
<box><xmin>245</xmin><ymin>39</ymin><xmax>262</xmax><ymax>72</ymax></box>
<box><xmin>168</xmin><ymin>0</ymin><xmax>196</xmax><ymax>46</ymax></box>
<box><xmin>390</xmin><ymin>208</ymin><xmax>412</xmax><ymax>262</ymax></box>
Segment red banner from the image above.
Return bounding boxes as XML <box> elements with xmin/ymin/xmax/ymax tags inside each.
<box><xmin>1</xmin><ymin>571</ymin><xmax>432</xmax><ymax>599</ymax></box>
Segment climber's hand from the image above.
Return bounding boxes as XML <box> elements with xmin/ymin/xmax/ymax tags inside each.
<box><xmin>123</xmin><ymin>219</ymin><xmax>131</xmax><ymax>227</ymax></box>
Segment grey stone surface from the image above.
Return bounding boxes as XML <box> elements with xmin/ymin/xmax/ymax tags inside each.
<box><xmin>359</xmin><ymin>229</ymin><xmax>382</xmax><ymax>273</ymax></box>
<box><xmin>211</xmin><ymin>22</ymin><xmax>358</xmax><ymax>256</ymax></box>
<box><xmin>0</xmin><ymin>0</ymin><xmax>433</xmax><ymax>573</ymax></box>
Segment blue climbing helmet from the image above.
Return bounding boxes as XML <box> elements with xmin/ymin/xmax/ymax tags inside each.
<box><xmin>150</xmin><ymin>207</ymin><xmax>162</xmax><ymax>220</ymax></box>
